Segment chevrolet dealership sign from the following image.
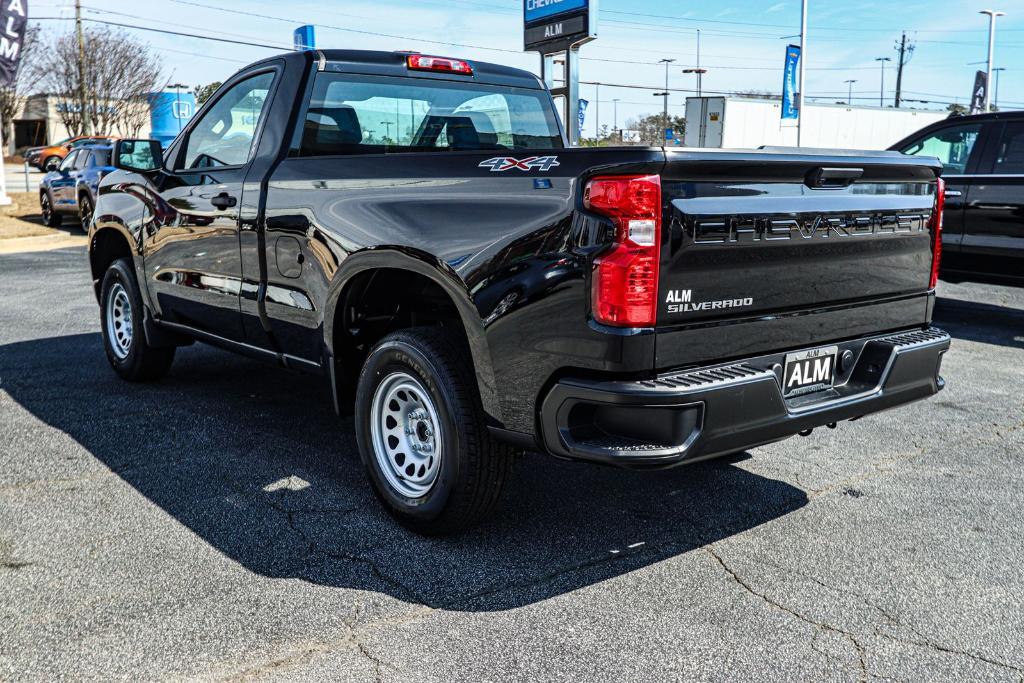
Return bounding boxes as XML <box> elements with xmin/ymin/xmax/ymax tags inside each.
<box><xmin>523</xmin><ymin>0</ymin><xmax>596</xmax><ymax>52</ymax></box>
<box><xmin>524</xmin><ymin>0</ymin><xmax>587</xmax><ymax>22</ymax></box>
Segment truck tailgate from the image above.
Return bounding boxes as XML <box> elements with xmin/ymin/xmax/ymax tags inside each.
<box><xmin>655</xmin><ymin>149</ymin><xmax>942</xmax><ymax>367</ymax></box>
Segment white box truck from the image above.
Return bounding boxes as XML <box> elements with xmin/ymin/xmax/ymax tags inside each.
<box><xmin>683</xmin><ymin>97</ymin><xmax>948</xmax><ymax>150</ymax></box>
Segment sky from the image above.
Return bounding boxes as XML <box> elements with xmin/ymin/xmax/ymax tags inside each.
<box><xmin>32</xmin><ymin>0</ymin><xmax>1024</xmax><ymax>138</ymax></box>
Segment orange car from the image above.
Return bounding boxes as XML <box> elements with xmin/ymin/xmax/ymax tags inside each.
<box><xmin>24</xmin><ymin>135</ymin><xmax>114</xmax><ymax>171</ymax></box>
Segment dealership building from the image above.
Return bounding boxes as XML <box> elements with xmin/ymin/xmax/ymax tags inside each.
<box><xmin>4</xmin><ymin>88</ymin><xmax>195</xmax><ymax>154</ymax></box>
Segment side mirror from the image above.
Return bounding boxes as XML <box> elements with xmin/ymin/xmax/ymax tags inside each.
<box><xmin>114</xmin><ymin>139</ymin><xmax>163</xmax><ymax>173</ymax></box>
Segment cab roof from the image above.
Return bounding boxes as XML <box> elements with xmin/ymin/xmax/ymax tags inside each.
<box><xmin>251</xmin><ymin>49</ymin><xmax>546</xmax><ymax>90</ymax></box>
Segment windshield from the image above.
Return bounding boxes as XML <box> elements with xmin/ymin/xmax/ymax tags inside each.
<box><xmin>293</xmin><ymin>72</ymin><xmax>563</xmax><ymax>157</ymax></box>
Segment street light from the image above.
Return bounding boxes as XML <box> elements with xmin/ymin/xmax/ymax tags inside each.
<box><xmin>980</xmin><ymin>9</ymin><xmax>1006</xmax><ymax>112</ymax></box>
<box><xmin>874</xmin><ymin>57</ymin><xmax>892</xmax><ymax>107</ymax></box>
<box><xmin>993</xmin><ymin>67</ymin><xmax>1007</xmax><ymax>109</ymax></box>
<box><xmin>843</xmin><ymin>79</ymin><xmax>857</xmax><ymax>105</ymax></box>
<box><xmin>658</xmin><ymin>58</ymin><xmax>675</xmax><ymax>140</ymax></box>
<box><xmin>683</xmin><ymin>68</ymin><xmax>708</xmax><ymax>98</ymax></box>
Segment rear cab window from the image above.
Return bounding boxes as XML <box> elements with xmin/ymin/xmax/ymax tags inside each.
<box><xmin>292</xmin><ymin>71</ymin><xmax>563</xmax><ymax>157</ymax></box>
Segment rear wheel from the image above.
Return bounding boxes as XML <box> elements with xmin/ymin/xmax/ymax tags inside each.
<box><xmin>78</xmin><ymin>194</ymin><xmax>94</xmax><ymax>232</ymax></box>
<box><xmin>99</xmin><ymin>258</ymin><xmax>175</xmax><ymax>382</ymax></box>
<box><xmin>40</xmin><ymin>192</ymin><xmax>61</xmax><ymax>227</ymax></box>
<box><xmin>355</xmin><ymin>327</ymin><xmax>512</xmax><ymax>535</ymax></box>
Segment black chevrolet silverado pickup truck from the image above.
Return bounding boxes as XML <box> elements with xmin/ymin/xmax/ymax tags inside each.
<box><xmin>89</xmin><ymin>49</ymin><xmax>950</xmax><ymax>533</ymax></box>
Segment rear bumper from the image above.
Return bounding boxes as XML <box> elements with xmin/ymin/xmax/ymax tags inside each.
<box><xmin>539</xmin><ymin>327</ymin><xmax>950</xmax><ymax>469</ymax></box>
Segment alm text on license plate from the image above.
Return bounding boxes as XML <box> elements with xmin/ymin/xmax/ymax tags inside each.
<box><xmin>783</xmin><ymin>345</ymin><xmax>838</xmax><ymax>397</ymax></box>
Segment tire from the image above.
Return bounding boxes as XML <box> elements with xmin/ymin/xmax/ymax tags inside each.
<box><xmin>99</xmin><ymin>258</ymin><xmax>175</xmax><ymax>382</ymax></box>
<box><xmin>40</xmin><ymin>192</ymin><xmax>61</xmax><ymax>227</ymax></box>
<box><xmin>355</xmin><ymin>327</ymin><xmax>513</xmax><ymax>535</ymax></box>
<box><xmin>43</xmin><ymin>156</ymin><xmax>61</xmax><ymax>171</ymax></box>
<box><xmin>78</xmin><ymin>193</ymin><xmax>94</xmax><ymax>232</ymax></box>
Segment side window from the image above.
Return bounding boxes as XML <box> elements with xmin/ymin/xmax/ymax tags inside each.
<box><xmin>899</xmin><ymin>123</ymin><xmax>982</xmax><ymax>175</ymax></box>
<box><xmin>992</xmin><ymin>122</ymin><xmax>1024</xmax><ymax>174</ymax></box>
<box><xmin>74</xmin><ymin>151</ymin><xmax>91</xmax><ymax>170</ymax></box>
<box><xmin>58</xmin><ymin>151</ymin><xmax>78</xmax><ymax>172</ymax></box>
<box><xmin>180</xmin><ymin>71</ymin><xmax>275</xmax><ymax>170</ymax></box>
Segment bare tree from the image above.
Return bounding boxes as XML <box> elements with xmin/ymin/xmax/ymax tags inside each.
<box><xmin>34</xmin><ymin>26</ymin><xmax>164</xmax><ymax>138</ymax></box>
<box><xmin>0</xmin><ymin>23</ymin><xmax>42</xmax><ymax>149</ymax></box>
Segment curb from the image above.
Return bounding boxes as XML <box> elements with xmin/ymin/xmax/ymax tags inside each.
<box><xmin>0</xmin><ymin>233</ymin><xmax>88</xmax><ymax>255</ymax></box>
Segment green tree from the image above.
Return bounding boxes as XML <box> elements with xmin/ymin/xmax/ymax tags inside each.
<box><xmin>625</xmin><ymin>113</ymin><xmax>687</xmax><ymax>146</ymax></box>
<box><xmin>193</xmin><ymin>82</ymin><xmax>222</xmax><ymax>106</ymax></box>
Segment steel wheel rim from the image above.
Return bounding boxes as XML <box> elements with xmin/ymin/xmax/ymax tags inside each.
<box><xmin>105</xmin><ymin>282</ymin><xmax>133</xmax><ymax>360</ymax></box>
<box><xmin>370</xmin><ymin>371</ymin><xmax>442</xmax><ymax>499</ymax></box>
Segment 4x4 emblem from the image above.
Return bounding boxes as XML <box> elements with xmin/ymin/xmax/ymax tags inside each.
<box><xmin>478</xmin><ymin>156</ymin><xmax>560</xmax><ymax>172</ymax></box>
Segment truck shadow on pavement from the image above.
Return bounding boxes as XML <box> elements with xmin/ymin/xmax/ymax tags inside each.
<box><xmin>2</xmin><ymin>332</ymin><xmax>808</xmax><ymax>611</ymax></box>
<box><xmin>934</xmin><ymin>296</ymin><xmax>1024</xmax><ymax>350</ymax></box>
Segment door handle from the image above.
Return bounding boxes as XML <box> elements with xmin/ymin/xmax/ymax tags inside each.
<box><xmin>211</xmin><ymin>192</ymin><xmax>237</xmax><ymax>210</ymax></box>
<box><xmin>944</xmin><ymin>189</ymin><xmax>963</xmax><ymax>198</ymax></box>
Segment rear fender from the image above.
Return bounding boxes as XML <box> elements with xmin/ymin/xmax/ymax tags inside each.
<box><xmin>324</xmin><ymin>249</ymin><xmax>501</xmax><ymax>425</ymax></box>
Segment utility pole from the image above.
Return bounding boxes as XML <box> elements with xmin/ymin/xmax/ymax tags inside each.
<box><xmin>75</xmin><ymin>0</ymin><xmax>92</xmax><ymax>135</ymax></box>
<box><xmin>658</xmin><ymin>58</ymin><xmax>675</xmax><ymax>140</ymax></box>
<box><xmin>980</xmin><ymin>9</ymin><xmax>1005</xmax><ymax>112</ymax></box>
<box><xmin>612</xmin><ymin>98</ymin><xmax>620</xmax><ymax>139</ymax></box>
<box><xmin>893</xmin><ymin>31</ymin><xmax>914</xmax><ymax>108</ymax></box>
<box><xmin>797</xmin><ymin>0</ymin><xmax>807</xmax><ymax>146</ymax></box>
<box><xmin>875</xmin><ymin>57</ymin><xmax>891</xmax><ymax>107</ymax></box>
<box><xmin>595</xmin><ymin>82</ymin><xmax>600</xmax><ymax>140</ymax></box>
<box><xmin>844</xmin><ymin>79</ymin><xmax>857</xmax><ymax>104</ymax></box>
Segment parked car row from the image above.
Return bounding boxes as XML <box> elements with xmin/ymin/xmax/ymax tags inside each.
<box><xmin>38</xmin><ymin>143</ymin><xmax>116</xmax><ymax>230</ymax></box>
<box><xmin>24</xmin><ymin>134</ymin><xmax>114</xmax><ymax>171</ymax></box>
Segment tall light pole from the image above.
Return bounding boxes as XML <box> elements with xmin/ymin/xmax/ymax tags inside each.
<box><xmin>797</xmin><ymin>0</ymin><xmax>807</xmax><ymax>146</ymax></box>
<box><xmin>612</xmin><ymin>98</ymin><xmax>620</xmax><ymax>138</ymax></box>
<box><xmin>658</xmin><ymin>58</ymin><xmax>675</xmax><ymax>140</ymax></box>
<box><xmin>594</xmin><ymin>82</ymin><xmax>600</xmax><ymax>139</ymax></box>
<box><xmin>844</xmin><ymin>79</ymin><xmax>857</xmax><ymax>104</ymax></box>
<box><xmin>993</xmin><ymin>67</ymin><xmax>1006</xmax><ymax>109</ymax></box>
<box><xmin>980</xmin><ymin>9</ymin><xmax>1005</xmax><ymax>112</ymax></box>
<box><xmin>875</xmin><ymin>57</ymin><xmax>892</xmax><ymax>107</ymax></box>
<box><xmin>683</xmin><ymin>68</ymin><xmax>708</xmax><ymax>98</ymax></box>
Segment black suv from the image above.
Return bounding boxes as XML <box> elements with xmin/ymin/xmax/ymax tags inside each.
<box><xmin>892</xmin><ymin>111</ymin><xmax>1024</xmax><ymax>283</ymax></box>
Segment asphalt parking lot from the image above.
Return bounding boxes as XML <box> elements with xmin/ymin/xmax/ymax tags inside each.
<box><xmin>1</xmin><ymin>246</ymin><xmax>1022</xmax><ymax>682</ymax></box>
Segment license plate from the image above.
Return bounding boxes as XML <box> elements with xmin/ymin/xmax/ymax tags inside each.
<box><xmin>783</xmin><ymin>345</ymin><xmax>838</xmax><ymax>397</ymax></box>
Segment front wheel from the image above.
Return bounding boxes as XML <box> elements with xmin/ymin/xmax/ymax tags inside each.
<box><xmin>99</xmin><ymin>258</ymin><xmax>175</xmax><ymax>382</ymax></box>
<box><xmin>355</xmin><ymin>327</ymin><xmax>513</xmax><ymax>535</ymax></box>
<box><xmin>78</xmin><ymin>194</ymin><xmax>94</xmax><ymax>232</ymax></box>
<box><xmin>40</xmin><ymin>192</ymin><xmax>61</xmax><ymax>227</ymax></box>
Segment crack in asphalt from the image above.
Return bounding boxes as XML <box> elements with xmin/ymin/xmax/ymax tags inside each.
<box><xmin>705</xmin><ymin>547</ymin><xmax>1024</xmax><ymax>682</ymax></box>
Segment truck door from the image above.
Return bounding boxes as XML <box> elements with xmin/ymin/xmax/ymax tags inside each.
<box><xmin>896</xmin><ymin>120</ymin><xmax>986</xmax><ymax>254</ymax></box>
<box><xmin>961</xmin><ymin>120</ymin><xmax>1024</xmax><ymax>262</ymax></box>
<box><xmin>142</xmin><ymin>70</ymin><xmax>277</xmax><ymax>341</ymax></box>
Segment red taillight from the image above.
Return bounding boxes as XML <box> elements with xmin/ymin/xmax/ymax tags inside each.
<box><xmin>929</xmin><ymin>177</ymin><xmax>945</xmax><ymax>289</ymax></box>
<box><xmin>586</xmin><ymin>175</ymin><xmax>662</xmax><ymax>327</ymax></box>
<box><xmin>406</xmin><ymin>54</ymin><xmax>473</xmax><ymax>75</ymax></box>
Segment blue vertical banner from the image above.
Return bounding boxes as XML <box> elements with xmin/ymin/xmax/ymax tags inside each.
<box><xmin>293</xmin><ymin>25</ymin><xmax>316</xmax><ymax>51</ymax></box>
<box><xmin>577</xmin><ymin>98</ymin><xmax>589</xmax><ymax>137</ymax></box>
<box><xmin>781</xmin><ymin>44</ymin><xmax>801</xmax><ymax>121</ymax></box>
